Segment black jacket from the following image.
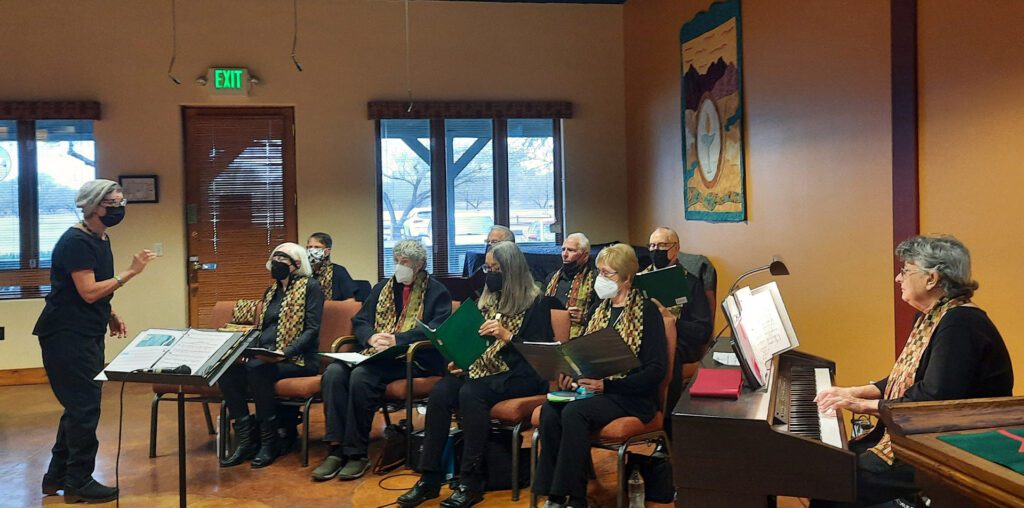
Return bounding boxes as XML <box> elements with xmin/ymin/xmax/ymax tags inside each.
<box><xmin>257</xmin><ymin>276</ymin><xmax>324</xmax><ymax>367</ymax></box>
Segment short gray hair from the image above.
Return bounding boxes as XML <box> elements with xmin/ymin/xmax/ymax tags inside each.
<box><xmin>479</xmin><ymin>241</ymin><xmax>539</xmax><ymax>315</ymax></box>
<box><xmin>76</xmin><ymin>179</ymin><xmax>121</xmax><ymax>217</ymax></box>
<box><xmin>565</xmin><ymin>232</ymin><xmax>590</xmax><ymax>252</ymax></box>
<box><xmin>267</xmin><ymin>242</ymin><xmax>313</xmax><ymax>277</ymax></box>
<box><xmin>488</xmin><ymin>225</ymin><xmax>516</xmax><ymax>243</ymax></box>
<box><xmin>393</xmin><ymin>239</ymin><xmax>428</xmax><ymax>265</ymax></box>
<box><xmin>896</xmin><ymin>234</ymin><xmax>978</xmax><ymax>299</ymax></box>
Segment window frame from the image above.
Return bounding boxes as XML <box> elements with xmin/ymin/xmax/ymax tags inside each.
<box><xmin>0</xmin><ymin>102</ymin><xmax>101</xmax><ymax>299</ymax></box>
<box><xmin>374</xmin><ymin>113</ymin><xmax>567</xmax><ymax>279</ymax></box>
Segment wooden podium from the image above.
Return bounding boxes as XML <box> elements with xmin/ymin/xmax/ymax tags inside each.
<box><xmin>879</xmin><ymin>396</ymin><xmax>1024</xmax><ymax>507</ymax></box>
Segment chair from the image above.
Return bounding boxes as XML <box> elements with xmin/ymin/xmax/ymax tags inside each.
<box><xmin>272</xmin><ymin>298</ymin><xmax>362</xmax><ymax>466</ymax></box>
<box><xmin>487</xmin><ymin>309</ymin><xmax>571</xmax><ymax>501</ymax></box>
<box><xmin>529</xmin><ymin>315</ymin><xmax>678</xmax><ymax>508</ymax></box>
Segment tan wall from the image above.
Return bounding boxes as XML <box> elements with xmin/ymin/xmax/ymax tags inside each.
<box><xmin>0</xmin><ymin>0</ymin><xmax>626</xmax><ymax>369</ymax></box>
<box><xmin>919</xmin><ymin>0</ymin><xmax>1024</xmax><ymax>394</ymax></box>
<box><xmin>625</xmin><ymin>0</ymin><xmax>895</xmax><ymax>387</ymax></box>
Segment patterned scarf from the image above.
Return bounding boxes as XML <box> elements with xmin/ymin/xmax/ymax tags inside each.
<box><xmin>256</xmin><ymin>276</ymin><xmax>310</xmax><ymax>366</ymax></box>
<box><xmin>314</xmin><ymin>262</ymin><xmax>334</xmax><ymax>301</ymax></box>
<box><xmin>468</xmin><ymin>303</ymin><xmax>528</xmax><ymax>379</ymax></box>
<box><xmin>584</xmin><ymin>287</ymin><xmax>645</xmax><ymax>380</ymax></box>
<box><xmin>232</xmin><ymin>299</ymin><xmax>260</xmax><ymax>325</ymax></box>
<box><xmin>361</xmin><ymin>271</ymin><xmax>429</xmax><ymax>355</ymax></box>
<box><xmin>869</xmin><ymin>296</ymin><xmax>974</xmax><ymax>464</ymax></box>
<box><xmin>545</xmin><ymin>265</ymin><xmax>595</xmax><ymax>338</ymax></box>
<box><xmin>639</xmin><ymin>263</ymin><xmax>688</xmax><ymax>318</ymax></box>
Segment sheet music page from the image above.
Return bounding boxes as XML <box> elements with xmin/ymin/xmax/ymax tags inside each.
<box><xmin>102</xmin><ymin>329</ymin><xmax>187</xmax><ymax>376</ymax></box>
<box><xmin>735</xmin><ymin>285</ymin><xmax>795</xmax><ymax>378</ymax></box>
<box><xmin>320</xmin><ymin>352</ymin><xmax>371</xmax><ymax>366</ymax></box>
<box><xmin>152</xmin><ymin>329</ymin><xmax>237</xmax><ymax>375</ymax></box>
<box><xmin>723</xmin><ymin>293</ymin><xmax>764</xmax><ymax>385</ymax></box>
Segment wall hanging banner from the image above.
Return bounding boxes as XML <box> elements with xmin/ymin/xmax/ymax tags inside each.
<box><xmin>680</xmin><ymin>0</ymin><xmax>746</xmax><ymax>222</ymax></box>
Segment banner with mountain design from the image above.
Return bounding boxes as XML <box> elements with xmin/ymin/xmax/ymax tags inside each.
<box><xmin>681</xmin><ymin>0</ymin><xmax>746</xmax><ymax>222</ymax></box>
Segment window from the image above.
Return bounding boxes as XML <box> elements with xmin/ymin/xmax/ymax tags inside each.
<box><xmin>373</xmin><ymin>101</ymin><xmax>571</xmax><ymax>278</ymax></box>
<box><xmin>0</xmin><ymin>112</ymin><xmax>97</xmax><ymax>299</ymax></box>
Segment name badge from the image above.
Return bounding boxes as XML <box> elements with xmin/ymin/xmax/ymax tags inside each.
<box><xmin>675</xmin><ymin>297</ymin><xmax>688</xmax><ymax>306</ymax></box>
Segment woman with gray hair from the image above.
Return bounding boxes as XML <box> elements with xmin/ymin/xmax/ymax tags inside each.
<box><xmin>397</xmin><ymin>241</ymin><xmax>560</xmax><ymax>508</ymax></box>
<box><xmin>219</xmin><ymin>242</ymin><xmax>323</xmax><ymax>469</ymax></box>
<box><xmin>312</xmin><ymin>239</ymin><xmax>452</xmax><ymax>481</ymax></box>
<box><xmin>34</xmin><ymin>179</ymin><xmax>156</xmax><ymax>503</ymax></box>
<box><xmin>813</xmin><ymin>234</ymin><xmax>1013</xmax><ymax>507</ymax></box>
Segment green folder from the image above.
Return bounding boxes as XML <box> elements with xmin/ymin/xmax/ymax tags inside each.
<box><xmin>938</xmin><ymin>428</ymin><xmax>1024</xmax><ymax>475</ymax></box>
<box><xmin>634</xmin><ymin>264</ymin><xmax>695</xmax><ymax>308</ymax></box>
<box><xmin>417</xmin><ymin>298</ymin><xmax>490</xmax><ymax>371</ymax></box>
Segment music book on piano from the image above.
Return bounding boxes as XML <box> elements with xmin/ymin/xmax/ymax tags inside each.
<box><xmin>722</xmin><ymin>281</ymin><xmax>800</xmax><ymax>388</ymax></box>
<box><xmin>689</xmin><ymin>367</ymin><xmax>743</xmax><ymax>399</ymax></box>
<box><xmin>416</xmin><ymin>299</ymin><xmax>489</xmax><ymax>371</ymax></box>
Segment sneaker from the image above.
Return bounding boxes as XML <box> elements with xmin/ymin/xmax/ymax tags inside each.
<box><xmin>311</xmin><ymin>455</ymin><xmax>346</xmax><ymax>481</ymax></box>
<box><xmin>336</xmin><ymin>456</ymin><xmax>371</xmax><ymax>480</ymax></box>
<box><xmin>64</xmin><ymin>478</ymin><xmax>118</xmax><ymax>504</ymax></box>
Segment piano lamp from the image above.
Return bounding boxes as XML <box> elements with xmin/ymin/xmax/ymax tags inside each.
<box><xmin>726</xmin><ymin>256</ymin><xmax>789</xmax><ymax>296</ymax></box>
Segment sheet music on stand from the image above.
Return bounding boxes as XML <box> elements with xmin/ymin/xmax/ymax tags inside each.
<box><xmin>97</xmin><ymin>328</ymin><xmax>256</xmax><ymax>386</ymax></box>
<box><xmin>721</xmin><ymin>281</ymin><xmax>800</xmax><ymax>388</ymax></box>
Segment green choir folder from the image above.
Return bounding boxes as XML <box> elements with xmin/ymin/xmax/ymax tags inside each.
<box><xmin>418</xmin><ymin>299</ymin><xmax>489</xmax><ymax>371</ymax></box>
<box><xmin>514</xmin><ymin>327</ymin><xmax>640</xmax><ymax>381</ymax></box>
<box><xmin>634</xmin><ymin>264</ymin><xmax>695</xmax><ymax>308</ymax></box>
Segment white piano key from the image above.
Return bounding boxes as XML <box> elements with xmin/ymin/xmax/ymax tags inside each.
<box><xmin>815</xmin><ymin>368</ymin><xmax>844</xmax><ymax>448</ymax></box>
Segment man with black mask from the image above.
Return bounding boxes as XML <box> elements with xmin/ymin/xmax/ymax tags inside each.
<box><xmin>644</xmin><ymin>227</ymin><xmax>714</xmax><ymax>437</ymax></box>
<box><xmin>541</xmin><ymin>232</ymin><xmax>596</xmax><ymax>338</ymax></box>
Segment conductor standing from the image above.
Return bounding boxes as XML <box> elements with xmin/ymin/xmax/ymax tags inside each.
<box><xmin>33</xmin><ymin>179</ymin><xmax>156</xmax><ymax>503</ymax></box>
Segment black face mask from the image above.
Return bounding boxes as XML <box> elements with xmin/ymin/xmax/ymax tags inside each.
<box><xmin>650</xmin><ymin>249</ymin><xmax>671</xmax><ymax>269</ymax></box>
<box><xmin>562</xmin><ymin>259</ymin><xmax>582</xmax><ymax>277</ymax></box>
<box><xmin>270</xmin><ymin>260</ymin><xmax>292</xmax><ymax>281</ymax></box>
<box><xmin>485</xmin><ymin>272</ymin><xmax>504</xmax><ymax>293</ymax></box>
<box><xmin>100</xmin><ymin>207</ymin><xmax>126</xmax><ymax>227</ymax></box>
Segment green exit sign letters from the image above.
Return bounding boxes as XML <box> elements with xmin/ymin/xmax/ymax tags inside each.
<box><xmin>207</xmin><ymin>67</ymin><xmax>250</xmax><ymax>97</ymax></box>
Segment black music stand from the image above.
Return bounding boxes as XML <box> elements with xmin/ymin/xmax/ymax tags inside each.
<box><xmin>104</xmin><ymin>329</ymin><xmax>256</xmax><ymax>508</ymax></box>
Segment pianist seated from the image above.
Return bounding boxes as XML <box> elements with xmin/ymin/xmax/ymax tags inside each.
<box><xmin>532</xmin><ymin>243</ymin><xmax>667</xmax><ymax>508</ymax></box>
<box><xmin>814</xmin><ymin>235</ymin><xmax>1014</xmax><ymax>507</ymax></box>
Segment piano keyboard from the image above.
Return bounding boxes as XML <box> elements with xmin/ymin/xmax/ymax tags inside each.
<box><xmin>788</xmin><ymin>367</ymin><xmax>844</xmax><ymax>448</ymax></box>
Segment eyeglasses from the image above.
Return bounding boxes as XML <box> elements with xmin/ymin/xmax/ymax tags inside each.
<box><xmin>899</xmin><ymin>266</ymin><xmax>928</xmax><ymax>277</ymax></box>
<box><xmin>648</xmin><ymin>241</ymin><xmax>677</xmax><ymax>250</ymax></box>
<box><xmin>598</xmin><ymin>270</ymin><xmax>618</xmax><ymax>279</ymax></box>
<box><xmin>100</xmin><ymin>198</ymin><xmax>127</xmax><ymax>208</ymax></box>
<box><xmin>481</xmin><ymin>264</ymin><xmax>500</xmax><ymax>274</ymax></box>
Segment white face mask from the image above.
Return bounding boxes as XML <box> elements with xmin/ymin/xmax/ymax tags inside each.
<box><xmin>594</xmin><ymin>275</ymin><xmax>619</xmax><ymax>300</ymax></box>
<box><xmin>307</xmin><ymin>247</ymin><xmax>328</xmax><ymax>265</ymax></box>
<box><xmin>393</xmin><ymin>263</ymin><xmax>415</xmax><ymax>285</ymax></box>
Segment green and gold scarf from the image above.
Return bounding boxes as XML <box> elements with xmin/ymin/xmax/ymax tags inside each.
<box><xmin>545</xmin><ymin>265</ymin><xmax>595</xmax><ymax>338</ymax></box>
<box><xmin>468</xmin><ymin>304</ymin><xmax>528</xmax><ymax>379</ymax></box>
<box><xmin>361</xmin><ymin>271</ymin><xmax>429</xmax><ymax>355</ymax></box>
<box><xmin>583</xmin><ymin>287</ymin><xmax>645</xmax><ymax>380</ymax></box>
<box><xmin>869</xmin><ymin>296</ymin><xmax>974</xmax><ymax>464</ymax></box>
<box><xmin>314</xmin><ymin>262</ymin><xmax>334</xmax><ymax>301</ymax></box>
<box><xmin>256</xmin><ymin>276</ymin><xmax>310</xmax><ymax>366</ymax></box>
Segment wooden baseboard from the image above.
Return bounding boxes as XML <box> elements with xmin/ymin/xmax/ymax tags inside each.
<box><xmin>0</xmin><ymin>367</ymin><xmax>49</xmax><ymax>386</ymax></box>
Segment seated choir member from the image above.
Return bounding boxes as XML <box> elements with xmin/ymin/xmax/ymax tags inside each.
<box><xmin>485</xmin><ymin>224</ymin><xmax>516</xmax><ymax>249</ymax></box>
<box><xmin>813</xmin><ymin>235</ymin><xmax>1013</xmax><ymax>507</ymax></box>
<box><xmin>306</xmin><ymin>232</ymin><xmax>359</xmax><ymax>301</ymax></box>
<box><xmin>542</xmin><ymin>232</ymin><xmax>596</xmax><ymax>338</ymax></box>
<box><xmin>312</xmin><ymin>239</ymin><xmax>452</xmax><ymax>481</ymax></box>
<box><xmin>645</xmin><ymin>227</ymin><xmax>712</xmax><ymax>431</ymax></box>
<box><xmin>532</xmin><ymin>243</ymin><xmax>667</xmax><ymax>508</ymax></box>
<box><xmin>219</xmin><ymin>243</ymin><xmax>324</xmax><ymax>468</ymax></box>
<box><xmin>397</xmin><ymin>241</ymin><xmax>559</xmax><ymax>508</ymax></box>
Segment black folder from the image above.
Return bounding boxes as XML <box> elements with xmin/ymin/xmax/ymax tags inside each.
<box><xmin>514</xmin><ymin>327</ymin><xmax>641</xmax><ymax>380</ymax></box>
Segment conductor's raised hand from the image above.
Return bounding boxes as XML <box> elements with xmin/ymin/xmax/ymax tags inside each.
<box><xmin>130</xmin><ymin>249</ymin><xmax>158</xmax><ymax>275</ymax></box>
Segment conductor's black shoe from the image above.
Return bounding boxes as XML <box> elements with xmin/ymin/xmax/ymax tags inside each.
<box><xmin>439</xmin><ymin>484</ymin><xmax>484</xmax><ymax>508</ymax></box>
<box><xmin>41</xmin><ymin>474</ymin><xmax>64</xmax><ymax>495</ymax></box>
<box><xmin>64</xmin><ymin>479</ymin><xmax>118</xmax><ymax>504</ymax></box>
<box><xmin>397</xmin><ymin>479</ymin><xmax>441</xmax><ymax>507</ymax></box>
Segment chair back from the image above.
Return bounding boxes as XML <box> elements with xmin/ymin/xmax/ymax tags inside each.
<box><xmin>320</xmin><ymin>299</ymin><xmax>361</xmax><ymax>350</ymax></box>
<box><xmin>550</xmin><ymin>309</ymin><xmax>571</xmax><ymax>343</ymax></box>
<box><xmin>658</xmin><ymin>316</ymin><xmax>677</xmax><ymax>413</ymax></box>
<box><xmin>208</xmin><ymin>301</ymin><xmax>236</xmax><ymax>329</ymax></box>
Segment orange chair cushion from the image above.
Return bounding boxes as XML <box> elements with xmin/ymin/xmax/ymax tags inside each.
<box><xmin>593</xmin><ymin>411</ymin><xmax>664</xmax><ymax>442</ymax></box>
<box><xmin>490</xmin><ymin>395</ymin><xmax>547</xmax><ymax>423</ymax></box>
<box><xmin>385</xmin><ymin>376</ymin><xmax>441</xmax><ymax>400</ymax></box>
<box><xmin>274</xmin><ymin>375</ymin><xmax>322</xmax><ymax>399</ymax></box>
<box><xmin>531</xmin><ymin>404</ymin><xmax>543</xmax><ymax>427</ymax></box>
<box><xmin>152</xmin><ymin>383</ymin><xmax>222</xmax><ymax>397</ymax></box>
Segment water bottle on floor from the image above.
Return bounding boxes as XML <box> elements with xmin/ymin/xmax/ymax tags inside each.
<box><xmin>628</xmin><ymin>465</ymin><xmax>645</xmax><ymax>507</ymax></box>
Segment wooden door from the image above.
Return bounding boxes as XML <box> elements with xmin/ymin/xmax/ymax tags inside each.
<box><xmin>183</xmin><ymin>107</ymin><xmax>296</xmax><ymax>327</ymax></box>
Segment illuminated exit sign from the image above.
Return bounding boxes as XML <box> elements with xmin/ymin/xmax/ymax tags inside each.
<box><xmin>208</xmin><ymin>67</ymin><xmax>251</xmax><ymax>96</ymax></box>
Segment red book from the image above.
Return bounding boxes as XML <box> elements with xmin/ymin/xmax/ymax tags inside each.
<box><xmin>689</xmin><ymin>368</ymin><xmax>743</xmax><ymax>399</ymax></box>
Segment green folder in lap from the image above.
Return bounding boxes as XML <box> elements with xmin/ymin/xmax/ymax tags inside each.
<box><xmin>634</xmin><ymin>264</ymin><xmax>695</xmax><ymax>308</ymax></box>
<box><xmin>418</xmin><ymin>298</ymin><xmax>490</xmax><ymax>371</ymax></box>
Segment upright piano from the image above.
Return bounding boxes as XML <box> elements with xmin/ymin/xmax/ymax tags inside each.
<box><xmin>671</xmin><ymin>338</ymin><xmax>856</xmax><ymax>507</ymax></box>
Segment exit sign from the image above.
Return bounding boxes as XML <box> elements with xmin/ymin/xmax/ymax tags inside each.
<box><xmin>208</xmin><ymin>67</ymin><xmax>250</xmax><ymax>96</ymax></box>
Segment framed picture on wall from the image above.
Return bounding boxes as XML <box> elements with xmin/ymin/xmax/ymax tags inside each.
<box><xmin>119</xmin><ymin>175</ymin><xmax>159</xmax><ymax>204</ymax></box>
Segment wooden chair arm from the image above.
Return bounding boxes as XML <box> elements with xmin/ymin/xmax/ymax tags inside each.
<box><xmin>331</xmin><ymin>335</ymin><xmax>358</xmax><ymax>353</ymax></box>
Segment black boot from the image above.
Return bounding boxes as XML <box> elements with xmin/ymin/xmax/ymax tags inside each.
<box><xmin>220</xmin><ymin>415</ymin><xmax>259</xmax><ymax>467</ymax></box>
<box><xmin>276</xmin><ymin>423</ymin><xmax>298</xmax><ymax>456</ymax></box>
<box><xmin>251</xmin><ymin>416</ymin><xmax>280</xmax><ymax>469</ymax></box>
<box><xmin>64</xmin><ymin>478</ymin><xmax>118</xmax><ymax>504</ymax></box>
